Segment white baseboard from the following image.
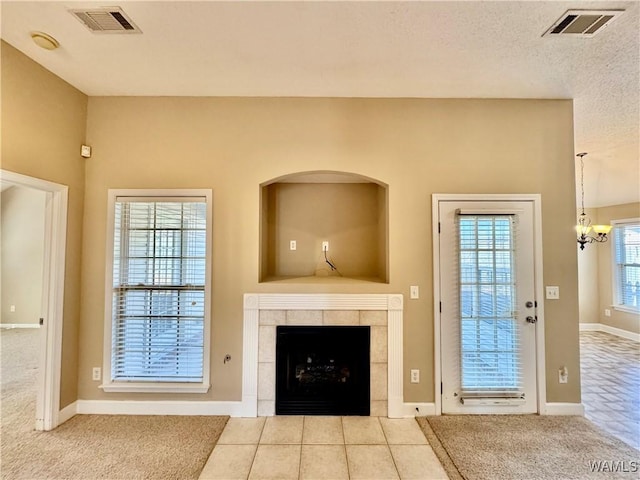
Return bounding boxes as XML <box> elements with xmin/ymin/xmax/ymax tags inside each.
<box><xmin>58</xmin><ymin>401</ymin><xmax>77</xmax><ymax>424</ymax></box>
<box><xmin>76</xmin><ymin>400</ymin><xmax>244</xmax><ymax>416</ymax></box>
<box><xmin>579</xmin><ymin>323</ymin><xmax>601</xmax><ymax>331</ymax></box>
<box><xmin>579</xmin><ymin>323</ymin><xmax>640</xmax><ymax>342</ymax></box>
<box><xmin>70</xmin><ymin>400</ymin><xmax>437</xmax><ymax>418</ymax></box>
<box><xmin>405</xmin><ymin>402</ymin><xmax>581</xmax><ymax>416</ymax></box>
<box><xmin>402</xmin><ymin>402</ymin><xmax>436</xmax><ymax>417</ymax></box>
<box><xmin>545</xmin><ymin>402</ymin><xmax>585</xmax><ymax>416</ymax></box>
<box><xmin>1</xmin><ymin>323</ymin><xmax>40</xmax><ymax>329</ymax></box>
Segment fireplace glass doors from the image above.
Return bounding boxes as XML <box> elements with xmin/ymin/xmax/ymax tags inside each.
<box><xmin>275</xmin><ymin>326</ymin><xmax>370</xmax><ymax>415</ymax></box>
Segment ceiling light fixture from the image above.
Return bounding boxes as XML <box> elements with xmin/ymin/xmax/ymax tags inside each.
<box><xmin>576</xmin><ymin>152</ymin><xmax>611</xmax><ymax>250</ymax></box>
<box><xmin>30</xmin><ymin>31</ymin><xmax>59</xmax><ymax>50</ymax></box>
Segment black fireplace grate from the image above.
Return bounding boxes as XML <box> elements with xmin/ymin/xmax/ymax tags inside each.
<box><xmin>275</xmin><ymin>326</ymin><xmax>370</xmax><ymax>416</ymax></box>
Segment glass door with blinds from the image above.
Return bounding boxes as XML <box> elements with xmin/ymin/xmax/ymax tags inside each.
<box><xmin>438</xmin><ymin>200</ymin><xmax>538</xmax><ymax>414</ymax></box>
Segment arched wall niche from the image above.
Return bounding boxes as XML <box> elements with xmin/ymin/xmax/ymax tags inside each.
<box><xmin>259</xmin><ymin>171</ymin><xmax>389</xmax><ymax>283</ymax></box>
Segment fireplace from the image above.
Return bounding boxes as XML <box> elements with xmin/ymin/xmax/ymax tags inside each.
<box><xmin>276</xmin><ymin>326</ymin><xmax>370</xmax><ymax>415</ymax></box>
<box><xmin>242</xmin><ymin>294</ymin><xmax>404</xmax><ymax>417</ymax></box>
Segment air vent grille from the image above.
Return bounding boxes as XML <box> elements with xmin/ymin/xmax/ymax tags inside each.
<box><xmin>70</xmin><ymin>7</ymin><xmax>141</xmax><ymax>34</ymax></box>
<box><xmin>543</xmin><ymin>9</ymin><xmax>623</xmax><ymax>37</ymax></box>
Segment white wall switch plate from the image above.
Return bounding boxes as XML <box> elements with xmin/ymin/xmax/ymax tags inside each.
<box><xmin>410</xmin><ymin>286</ymin><xmax>419</xmax><ymax>299</ymax></box>
<box><xmin>410</xmin><ymin>369</ymin><xmax>420</xmax><ymax>383</ymax></box>
<box><xmin>290</xmin><ymin>240</ymin><xmax>296</xmax><ymax>251</ymax></box>
<box><xmin>604</xmin><ymin>309</ymin><xmax>611</xmax><ymax>317</ymax></box>
<box><xmin>545</xmin><ymin>286</ymin><xmax>560</xmax><ymax>300</ymax></box>
<box><xmin>10</xmin><ymin>305</ymin><xmax>16</xmax><ymax>312</ymax></box>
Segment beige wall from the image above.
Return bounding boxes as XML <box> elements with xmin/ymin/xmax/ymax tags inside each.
<box><xmin>596</xmin><ymin>202</ymin><xmax>640</xmax><ymax>333</ymax></box>
<box><xmin>1</xmin><ymin>186</ymin><xmax>46</xmax><ymax>324</ymax></box>
<box><xmin>1</xmin><ymin>41</ymin><xmax>583</xmax><ymax>407</ymax></box>
<box><xmin>1</xmin><ymin>41</ymin><xmax>88</xmax><ymax>408</ymax></box>
<box><xmin>263</xmin><ymin>182</ymin><xmax>386</xmax><ymax>281</ymax></box>
<box><xmin>577</xmin><ymin>208</ymin><xmax>600</xmax><ymax>324</ymax></box>
<box><xmin>81</xmin><ymin>96</ymin><xmax>581</xmax><ymax>404</ymax></box>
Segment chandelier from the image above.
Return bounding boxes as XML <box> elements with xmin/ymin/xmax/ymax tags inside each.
<box><xmin>576</xmin><ymin>152</ymin><xmax>611</xmax><ymax>250</ymax></box>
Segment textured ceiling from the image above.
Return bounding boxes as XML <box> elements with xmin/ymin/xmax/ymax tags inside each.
<box><xmin>1</xmin><ymin>0</ymin><xmax>638</xmax><ymax>207</ymax></box>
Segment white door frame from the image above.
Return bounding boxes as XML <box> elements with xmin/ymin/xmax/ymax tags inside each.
<box><xmin>432</xmin><ymin>194</ymin><xmax>547</xmax><ymax>415</ymax></box>
<box><xmin>1</xmin><ymin>170</ymin><xmax>68</xmax><ymax>430</ymax></box>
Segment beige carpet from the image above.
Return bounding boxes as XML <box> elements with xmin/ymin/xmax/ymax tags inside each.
<box><xmin>1</xmin><ymin>328</ymin><xmax>228</xmax><ymax>479</ymax></box>
<box><xmin>417</xmin><ymin>415</ymin><xmax>640</xmax><ymax>480</ymax></box>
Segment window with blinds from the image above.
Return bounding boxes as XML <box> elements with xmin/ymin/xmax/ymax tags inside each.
<box><xmin>613</xmin><ymin>220</ymin><xmax>640</xmax><ymax>311</ymax></box>
<box><xmin>109</xmin><ymin>195</ymin><xmax>209</xmax><ymax>384</ymax></box>
<box><xmin>457</xmin><ymin>214</ymin><xmax>523</xmax><ymax>396</ymax></box>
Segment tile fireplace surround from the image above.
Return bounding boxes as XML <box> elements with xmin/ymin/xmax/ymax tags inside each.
<box><xmin>242</xmin><ymin>294</ymin><xmax>404</xmax><ymax>418</ymax></box>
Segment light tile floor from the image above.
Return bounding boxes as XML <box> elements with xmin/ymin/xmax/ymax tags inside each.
<box><xmin>199</xmin><ymin>416</ymin><xmax>449</xmax><ymax>480</ymax></box>
<box><xmin>580</xmin><ymin>331</ymin><xmax>640</xmax><ymax>449</ymax></box>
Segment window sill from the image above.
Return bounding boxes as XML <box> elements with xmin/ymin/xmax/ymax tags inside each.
<box><xmin>100</xmin><ymin>382</ymin><xmax>210</xmax><ymax>394</ymax></box>
<box><xmin>612</xmin><ymin>305</ymin><xmax>640</xmax><ymax>315</ymax></box>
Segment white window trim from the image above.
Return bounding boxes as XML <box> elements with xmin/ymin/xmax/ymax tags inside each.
<box><xmin>611</xmin><ymin>217</ymin><xmax>640</xmax><ymax>314</ymax></box>
<box><xmin>612</xmin><ymin>305</ymin><xmax>640</xmax><ymax>315</ymax></box>
<box><xmin>101</xmin><ymin>189</ymin><xmax>212</xmax><ymax>394</ymax></box>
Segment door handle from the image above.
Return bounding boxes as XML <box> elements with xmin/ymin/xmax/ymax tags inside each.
<box><xmin>526</xmin><ymin>316</ymin><xmax>537</xmax><ymax>324</ymax></box>
<box><xmin>525</xmin><ymin>301</ymin><xmax>534</xmax><ymax>308</ymax></box>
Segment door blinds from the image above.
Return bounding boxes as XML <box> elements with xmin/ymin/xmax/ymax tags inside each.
<box><xmin>456</xmin><ymin>214</ymin><xmax>523</xmax><ymax>397</ymax></box>
<box><xmin>111</xmin><ymin>198</ymin><xmax>206</xmax><ymax>382</ymax></box>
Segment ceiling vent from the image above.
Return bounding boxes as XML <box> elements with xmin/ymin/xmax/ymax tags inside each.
<box><xmin>69</xmin><ymin>7</ymin><xmax>141</xmax><ymax>34</ymax></box>
<box><xmin>543</xmin><ymin>9</ymin><xmax>624</xmax><ymax>37</ymax></box>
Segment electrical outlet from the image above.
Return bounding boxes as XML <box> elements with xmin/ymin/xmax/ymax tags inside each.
<box><xmin>410</xmin><ymin>286</ymin><xmax>419</xmax><ymax>299</ymax></box>
<box><xmin>322</xmin><ymin>241</ymin><xmax>329</xmax><ymax>252</ymax></box>
<box><xmin>558</xmin><ymin>367</ymin><xmax>568</xmax><ymax>384</ymax></box>
<box><xmin>10</xmin><ymin>305</ymin><xmax>15</xmax><ymax>312</ymax></box>
<box><xmin>545</xmin><ymin>286</ymin><xmax>560</xmax><ymax>300</ymax></box>
<box><xmin>410</xmin><ymin>369</ymin><xmax>420</xmax><ymax>383</ymax></box>
<box><xmin>604</xmin><ymin>309</ymin><xmax>611</xmax><ymax>317</ymax></box>
<box><xmin>92</xmin><ymin>367</ymin><xmax>101</xmax><ymax>381</ymax></box>
<box><xmin>290</xmin><ymin>240</ymin><xmax>296</xmax><ymax>251</ymax></box>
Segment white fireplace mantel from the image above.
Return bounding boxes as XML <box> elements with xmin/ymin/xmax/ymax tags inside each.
<box><xmin>241</xmin><ymin>293</ymin><xmax>404</xmax><ymax>417</ymax></box>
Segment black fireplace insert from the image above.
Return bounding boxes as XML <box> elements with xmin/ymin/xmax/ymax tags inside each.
<box><xmin>275</xmin><ymin>326</ymin><xmax>370</xmax><ymax>416</ymax></box>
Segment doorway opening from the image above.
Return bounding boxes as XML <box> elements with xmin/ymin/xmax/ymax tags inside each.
<box><xmin>1</xmin><ymin>170</ymin><xmax>68</xmax><ymax>430</ymax></box>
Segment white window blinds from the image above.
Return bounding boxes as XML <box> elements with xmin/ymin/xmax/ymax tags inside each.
<box><xmin>613</xmin><ymin>221</ymin><xmax>640</xmax><ymax>310</ymax></box>
<box><xmin>111</xmin><ymin>197</ymin><xmax>207</xmax><ymax>382</ymax></box>
<box><xmin>457</xmin><ymin>214</ymin><xmax>523</xmax><ymax>396</ymax></box>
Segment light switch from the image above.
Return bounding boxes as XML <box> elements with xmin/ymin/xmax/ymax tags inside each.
<box><xmin>545</xmin><ymin>286</ymin><xmax>560</xmax><ymax>300</ymax></box>
<box><xmin>410</xmin><ymin>286</ymin><xmax>419</xmax><ymax>299</ymax></box>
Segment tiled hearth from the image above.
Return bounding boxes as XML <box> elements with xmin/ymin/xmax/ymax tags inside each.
<box><xmin>242</xmin><ymin>294</ymin><xmax>404</xmax><ymax>417</ymax></box>
<box><xmin>199</xmin><ymin>416</ymin><xmax>449</xmax><ymax>480</ymax></box>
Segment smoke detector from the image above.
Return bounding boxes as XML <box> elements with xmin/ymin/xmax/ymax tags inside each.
<box><xmin>69</xmin><ymin>7</ymin><xmax>141</xmax><ymax>34</ymax></box>
<box><xmin>543</xmin><ymin>9</ymin><xmax>624</xmax><ymax>37</ymax></box>
<box><xmin>31</xmin><ymin>31</ymin><xmax>60</xmax><ymax>50</ymax></box>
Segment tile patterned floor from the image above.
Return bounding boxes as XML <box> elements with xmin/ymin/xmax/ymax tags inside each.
<box><xmin>580</xmin><ymin>331</ymin><xmax>640</xmax><ymax>449</ymax></box>
<box><xmin>199</xmin><ymin>416</ymin><xmax>449</xmax><ymax>480</ymax></box>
